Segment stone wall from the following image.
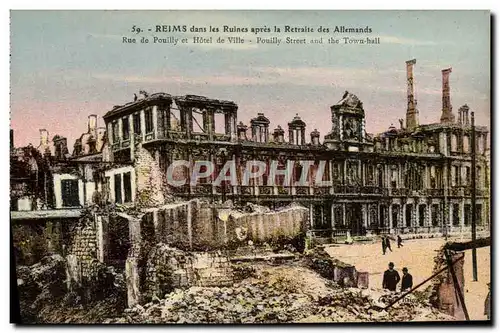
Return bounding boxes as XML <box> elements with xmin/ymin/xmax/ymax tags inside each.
<box><xmin>121</xmin><ymin>202</ymin><xmax>308</xmax><ymax>307</ymax></box>
<box><xmin>134</xmin><ymin>145</ymin><xmax>165</xmax><ymax>206</ymax></box>
<box><xmin>142</xmin><ymin>244</ymin><xmax>232</xmax><ymax>302</ymax></box>
<box><xmin>66</xmin><ymin>217</ymin><xmax>99</xmax><ymax>276</ymax></box>
<box><xmin>143</xmin><ymin>200</ymin><xmax>308</xmax><ymax>251</ymax></box>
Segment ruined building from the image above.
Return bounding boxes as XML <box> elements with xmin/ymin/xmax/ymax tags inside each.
<box><xmin>11</xmin><ymin>60</ymin><xmax>490</xmax><ymax>239</ymax></box>
<box><xmin>95</xmin><ymin>60</ymin><xmax>489</xmax><ymax>237</ymax></box>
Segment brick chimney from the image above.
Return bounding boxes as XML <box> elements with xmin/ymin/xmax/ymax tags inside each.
<box><xmin>405</xmin><ymin>59</ymin><xmax>419</xmax><ymax>130</ymax></box>
<box><xmin>88</xmin><ymin>114</ymin><xmax>98</xmax><ymax>137</ymax></box>
<box><xmin>39</xmin><ymin>129</ymin><xmax>49</xmax><ymax>146</ymax></box>
<box><xmin>440</xmin><ymin>68</ymin><xmax>455</xmax><ymax>123</ymax></box>
<box><xmin>310</xmin><ymin>129</ymin><xmax>320</xmax><ymax>145</ymax></box>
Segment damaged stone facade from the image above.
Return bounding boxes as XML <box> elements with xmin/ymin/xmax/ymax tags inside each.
<box><xmin>10</xmin><ymin>60</ymin><xmax>490</xmax><ymax>241</ymax></box>
<box><xmin>98</xmin><ymin>61</ymin><xmax>489</xmax><ymax>238</ymax></box>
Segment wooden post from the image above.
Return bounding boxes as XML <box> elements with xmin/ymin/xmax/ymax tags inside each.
<box><xmin>471</xmin><ymin>112</ymin><xmax>478</xmax><ymax>281</ymax></box>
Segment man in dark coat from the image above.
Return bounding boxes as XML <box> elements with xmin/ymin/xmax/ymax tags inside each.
<box><xmin>385</xmin><ymin>237</ymin><xmax>393</xmax><ymax>252</ymax></box>
<box><xmin>484</xmin><ymin>283</ymin><xmax>491</xmax><ymax>320</ymax></box>
<box><xmin>397</xmin><ymin>235</ymin><xmax>403</xmax><ymax>248</ymax></box>
<box><xmin>382</xmin><ymin>237</ymin><xmax>387</xmax><ymax>255</ymax></box>
<box><xmin>382</xmin><ymin>262</ymin><xmax>400</xmax><ymax>291</ymax></box>
<box><xmin>401</xmin><ymin>267</ymin><xmax>413</xmax><ymax>291</ymax></box>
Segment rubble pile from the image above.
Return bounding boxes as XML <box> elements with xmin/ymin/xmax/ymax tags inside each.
<box><xmin>104</xmin><ymin>263</ymin><xmax>453</xmax><ymax>324</ymax></box>
<box><xmin>16</xmin><ymin>254</ymin><xmax>126</xmax><ymax>323</ymax></box>
<box><xmin>143</xmin><ymin>244</ymin><xmax>192</xmax><ymax>301</ymax></box>
<box><xmin>303</xmin><ymin>246</ymin><xmax>357</xmax><ymax>287</ymax></box>
<box><xmin>16</xmin><ymin>254</ymin><xmax>67</xmax><ymax>322</ymax></box>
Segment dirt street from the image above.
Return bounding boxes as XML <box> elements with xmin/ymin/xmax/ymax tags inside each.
<box><xmin>324</xmin><ymin>237</ymin><xmax>490</xmax><ymax>321</ymax></box>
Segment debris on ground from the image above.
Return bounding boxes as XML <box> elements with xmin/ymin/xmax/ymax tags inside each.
<box><xmin>104</xmin><ymin>263</ymin><xmax>455</xmax><ymax>324</ymax></box>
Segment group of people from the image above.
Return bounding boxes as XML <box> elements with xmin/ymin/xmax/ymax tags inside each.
<box><xmin>380</xmin><ymin>235</ymin><xmax>412</xmax><ymax>292</ymax></box>
<box><xmin>382</xmin><ymin>262</ymin><xmax>413</xmax><ymax>292</ymax></box>
<box><xmin>382</xmin><ymin>235</ymin><xmax>404</xmax><ymax>255</ymax></box>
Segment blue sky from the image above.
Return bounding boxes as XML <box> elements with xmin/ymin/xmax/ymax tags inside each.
<box><xmin>10</xmin><ymin>10</ymin><xmax>490</xmax><ymax>148</ymax></box>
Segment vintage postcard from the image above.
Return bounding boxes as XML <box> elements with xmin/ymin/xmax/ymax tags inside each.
<box><xmin>10</xmin><ymin>10</ymin><xmax>491</xmax><ymax>324</ymax></box>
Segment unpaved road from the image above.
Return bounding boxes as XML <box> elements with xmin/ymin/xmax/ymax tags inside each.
<box><xmin>324</xmin><ymin>237</ymin><xmax>490</xmax><ymax>321</ymax></box>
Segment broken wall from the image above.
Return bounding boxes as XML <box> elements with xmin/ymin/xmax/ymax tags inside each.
<box><xmin>143</xmin><ymin>200</ymin><xmax>308</xmax><ymax>251</ymax></box>
<box><xmin>66</xmin><ymin>216</ymin><xmax>99</xmax><ymax>276</ymax></box>
<box><xmin>135</xmin><ymin>146</ymin><xmax>165</xmax><ymax>206</ymax></box>
<box><xmin>142</xmin><ymin>244</ymin><xmax>232</xmax><ymax>302</ymax></box>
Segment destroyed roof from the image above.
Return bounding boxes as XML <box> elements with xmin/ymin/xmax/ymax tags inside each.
<box><xmin>103</xmin><ymin>92</ymin><xmax>173</xmax><ymax>120</ymax></box>
<box><xmin>332</xmin><ymin>91</ymin><xmax>364</xmax><ymax>110</ymax></box>
<box><xmin>251</xmin><ymin>112</ymin><xmax>270</xmax><ymax>124</ymax></box>
<box><xmin>174</xmin><ymin>95</ymin><xmax>238</xmax><ymax>112</ymax></box>
<box><xmin>419</xmin><ymin>122</ymin><xmax>489</xmax><ymax>133</ymax></box>
<box><xmin>273</xmin><ymin>125</ymin><xmax>285</xmax><ymax>134</ymax></box>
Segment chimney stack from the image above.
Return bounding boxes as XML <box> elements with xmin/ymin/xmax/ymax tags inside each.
<box><xmin>440</xmin><ymin>68</ymin><xmax>455</xmax><ymax>123</ymax></box>
<box><xmin>88</xmin><ymin>114</ymin><xmax>98</xmax><ymax>137</ymax></box>
<box><xmin>405</xmin><ymin>59</ymin><xmax>418</xmax><ymax>130</ymax></box>
<box><xmin>10</xmin><ymin>129</ymin><xmax>14</xmax><ymax>150</ymax></box>
<box><xmin>237</xmin><ymin>121</ymin><xmax>248</xmax><ymax>141</ymax></box>
<box><xmin>273</xmin><ymin>125</ymin><xmax>285</xmax><ymax>143</ymax></box>
<box><xmin>40</xmin><ymin>129</ymin><xmax>49</xmax><ymax>146</ymax></box>
<box><xmin>310</xmin><ymin>129</ymin><xmax>320</xmax><ymax>145</ymax></box>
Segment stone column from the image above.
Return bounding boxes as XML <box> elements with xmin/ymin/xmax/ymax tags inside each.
<box><xmin>129</xmin><ymin>114</ymin><xmax>135</xmax><ymax>161</ymax></box>
<box><xmin>152</xmin><ymin>106</ymin><xmax>158</xmax><ymax>139</ymax></box>
<box><xmin>118</xmin><ymin>118</ymin><xmax>123</xmax><ymax>142</ymax></box>
<box><xmin>426</xmin><ymin>203</ymin><xmax>432</xmax><ymax>228</ymax></box>
<box><xmin>329</xmin><ymin>160</ymin><xmax>334</xmax><ymax>195</ymax></box>
<box><xmin>165</xmin><ymin>106</ymin><xmax>171</xmax><ymax>131</ymax></box>
<box><xmin>342</xmin><ymin>203</ymin><xmax>346</xmax><ymax>228</ymax></box>
<box><xmin>301</xmin><ymin>128</ymin><xmax>305</xmax><ymax>145</ymax></box>
<box><xmin>107</xmin><ymin>122</ymin><xmax>113</xmax><ymax>145</ymax></box>
<box><xmin>186</xmin><ymin>108</ymin><xmax>193</xmax><ymax>140</ymax></box>
<box><xmin>402</xmin><ymin>203</ymin><xmax>406</xmax><ymax>228</ymax></box>
<box><xmin>140</xmin><ymin>109</ymin><xmax>146</xmax><ymax>142</ymax></box>
<box><xmin>399</xmin><ymin>163</ymin><xmax>403</xmax><ymax>188</ymax></box>
<box><xmin>331</xmin><ymin>203</ymin><xmax>335</xmax><ymax>230</ymax></box>
<box><xmin>388</xmin><ymin>204</ymin><xmax>393</xmax><ymax>233</ymax></box>
<box><xmin>232</xmin><ymin>114</ymin><xmax>237</xmax><ymax>141</ymax></box>
<box><xmin>460</xmin><ymin>199</ymin><xmax>465</xmax><ymax>229</ymax></box>
<box><xmin>362</xmin><ymin>204</ymin><xmax>368</xmax><ymax>228</ymax></box>
<box><xmin>126</xmin><ymin>216</ymin><xmax>142</xmax><ymax>307</ymax></box>
<box><xmin>109</xmin><ymin>173</ymin><xmax>115</xmax><ymax>202</ymax></box>
<box><xmin>385</xmin><ymin>164</ymin><xmax>389</xmax><ymax>188</ymax></box>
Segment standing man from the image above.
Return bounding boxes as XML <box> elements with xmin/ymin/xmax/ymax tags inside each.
<box><xmin>382</xmin><ymin>262</ymin><xmax>400</xmax><ymax>291</ymax></box>
<box><xmin>401</xmin><ymin>267</ymin><xmax>413</xmax><ymax>291</ymax></box>
<box><xmin>397</xmin><ymin>235</ymin><xmax>403</xmax><ymax>248</ymax></box>
<box><xmin>484</xmin><ymin>283</ymin><xmax>491</xmax><ymax>320</ymax></box>
<box><xmin>386</xmin><ymin>237</ymin><xmax>393</xmax><ymax>252</ymax></box>
<box><xmin>382</xmin><ymin>237</ymin><xmax>387</xmax><ymax>255</ymax></box>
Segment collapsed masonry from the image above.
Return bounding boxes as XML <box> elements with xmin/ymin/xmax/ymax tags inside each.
<box><xmin>124</xmin><ymin>200</ymin><xmax>310</xmax><ymax>307</ymax></box>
